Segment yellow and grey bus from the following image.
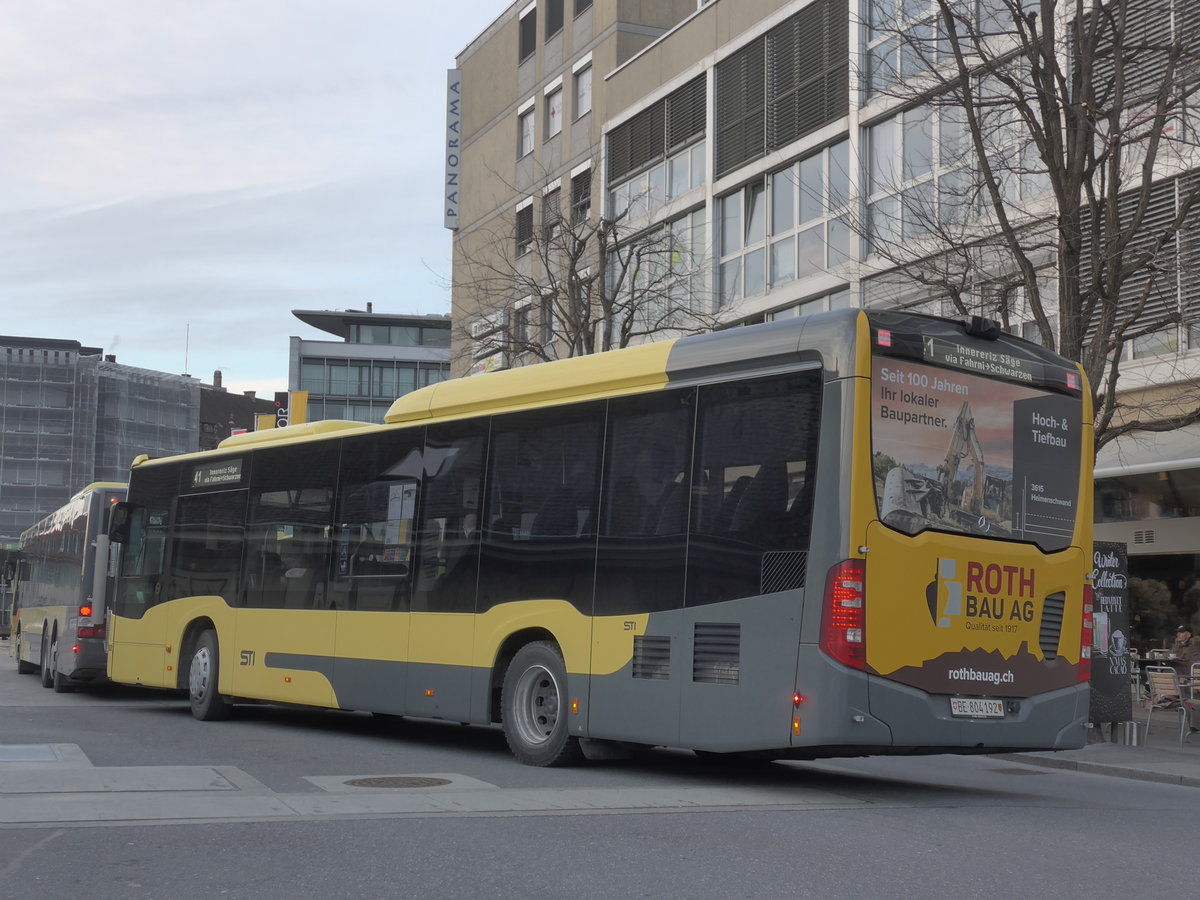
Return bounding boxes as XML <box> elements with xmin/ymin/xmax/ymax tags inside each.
<box><xmin>105</xmin><ymin>309</ymin><xmax>1093</xmax><ymax>765</ymax></box>
<box><xmin>11</xmin><ymin>482</ymin><xmax>126</xmax><ymax>691</ymax></box>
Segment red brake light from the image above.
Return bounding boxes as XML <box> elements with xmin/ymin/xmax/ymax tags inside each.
<box><xmin>1078</xmin><ymin>585</ymin><xmax>1093</xmax><ymax>683</ymax></box>
<box><xmin>77</xmin><ymin>623</ymin><xmax>106</xmax><ymax>639</ymax></box>
<box><xmin>79</xmin><ymin>605</ymin><xmax>93</xmax><ymax>618</ymax></box>
<box><xmin>820</xmin><ymin>559</ymin><xmax>866</xmax><ymax>670</ymax></box>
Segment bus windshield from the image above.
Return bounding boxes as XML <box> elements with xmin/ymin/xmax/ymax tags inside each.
<box><xmin>871</xmin><ymin>349</ymin><xmax>1082</xmax><ymax>553</ymax></box>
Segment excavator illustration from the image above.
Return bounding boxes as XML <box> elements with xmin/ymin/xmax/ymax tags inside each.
<box><xmin>879</xmin><ymin>402</ymin><xmax>1011</xmax><ymax>536</ymax></box>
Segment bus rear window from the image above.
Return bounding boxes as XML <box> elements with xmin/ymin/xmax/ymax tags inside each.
<box><xmin>871</xmin><ymin>356</ymin><xmax>1082</xmax><ymax>552</ymax></box>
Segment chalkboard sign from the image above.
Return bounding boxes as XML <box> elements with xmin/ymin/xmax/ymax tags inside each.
<box><xmin>1090</xmin><ymin>541</ymin><xmax>1133</xmax><ymax>726</ymax></box>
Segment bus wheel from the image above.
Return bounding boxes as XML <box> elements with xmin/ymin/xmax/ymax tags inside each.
<box><xmin>501</xmin><ymin>641</ymin><xmax>582</xmax><ymax>767</ymax></box>
<box><xmin>39</xmin><ymin>634</ymin><xmax>54</xmax><ymax>688</ymax></box>
<box><xmin>188</xmin><ymin>630</ymin><xmax>233</xmax><ymax>721</ymax></box>
<box><xmin>16</xmin><ymin>633</ymin><xmax>36</xmax><ymax>675</ymax></box>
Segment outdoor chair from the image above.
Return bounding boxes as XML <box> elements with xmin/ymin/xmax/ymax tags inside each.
<box><xmin>1143</xmin><ymin>665</ymin><xmax>1185</xmax><ymax>737</ymax></box>
<box><xmin>1184</xmin><ymin>663</ymin><xmax>1200</xmax><ymax>747</ymax></box>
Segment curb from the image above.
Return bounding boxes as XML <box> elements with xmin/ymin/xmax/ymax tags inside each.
<box><xmin>993</xmin><ymin>752</ymin><xmax>1200</xmax><ymax>788</ymax></box>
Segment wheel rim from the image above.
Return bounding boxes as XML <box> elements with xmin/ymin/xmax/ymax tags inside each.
<box><xmin>511</xmin><ymin>663</ymin><xmax>561</xmax><ymax>747</ymax></box>
<box><xmin>189</xmin><ymin>646</ymin><xmax>212</xmax><ymax>702</ymax></box>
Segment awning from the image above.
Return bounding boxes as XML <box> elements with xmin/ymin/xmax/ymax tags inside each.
<box><xmin>1095</xmin><ymin>421</ymin><xmax>1200</xmax><ymax>478</ymax></box>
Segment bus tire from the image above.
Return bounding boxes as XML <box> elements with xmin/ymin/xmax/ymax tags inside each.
<box><xmin>500</xmin><ymin>641</ymin><xmax>582</xmax><ymax>767</ymax></box>
<box><xmin>39</xmin><ymin>633</ymin><xmax>54</xmax><ymax>688</ymax></box>
<box><xmin>52</xmin><ymin>642</ymin><xmax>75</xmax><ymax>693</ymax></box>
<box><xmin>16</xmin><ymin>633</ymin><xmax>36</xmax><ymax>675</ymax></box>
<box><xmin>188</xmin><ymin>630</ymin><xmax>233</xmax><ymax>721</ymax></box>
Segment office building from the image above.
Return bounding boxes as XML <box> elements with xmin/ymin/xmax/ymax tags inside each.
<box><xmin>450</xmin><ymin>0</ymin><xmax>1200</xmax><ymax>584</ymax></box>
<box><xmin>289</xmin><ymin>307</ymin><xmax>451</xmax><ymax>423</ymax></box>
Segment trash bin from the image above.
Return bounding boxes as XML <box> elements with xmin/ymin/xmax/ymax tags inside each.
<box><xmin>1113</xmin><ymin>721</ymin><xmax>1141</xmax><ymax>745</ymax></box>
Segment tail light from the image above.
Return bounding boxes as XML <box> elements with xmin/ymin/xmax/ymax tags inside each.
<box><xmin>77</xmin><ymin>623</ymin><xmax>106</xmax><ymax>639</ymax></box>
<box><xmin>1078</xmin><ymin>585</ymin><xmax>1093</xmax><ymax>683</ymax></box>
<box><xmin>820</xmin><ymin>559</ymin><xmax>866</xmax><ymax>670</ymax></box>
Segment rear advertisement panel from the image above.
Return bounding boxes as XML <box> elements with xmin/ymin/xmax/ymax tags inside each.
<box><xmin>866</xmin><ymin>351</ymin><xmax>1086</xmax><ymax>698</ymax></box>
<box><xmin>872</xmin><ymin>357</ymin><xmax>1080</xmax><ymax>552</ymax></box>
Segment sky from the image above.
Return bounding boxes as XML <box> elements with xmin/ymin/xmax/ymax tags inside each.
<box><xmin>0</xmin><ymin>0</ymin><xmax>504</xmax><ymax>397</ymax></box>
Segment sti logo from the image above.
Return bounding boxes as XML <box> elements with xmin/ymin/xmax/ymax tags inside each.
<box><xmin>926</xmin><ymin>558</ymin><xmax>963</xmax><ymax>628</ymax></box>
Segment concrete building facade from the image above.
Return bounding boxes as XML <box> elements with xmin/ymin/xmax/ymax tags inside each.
<box><xmin>451</xmin><ymin>1</ymin><xmax>1200</xmax><ymax>602</ymax></box>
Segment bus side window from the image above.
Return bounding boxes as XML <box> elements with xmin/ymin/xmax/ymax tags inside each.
<box><xmin>413</xmin><ymin>425</ymin><xmax>486</xmax><ymax>614</ymax></box>
<box><xmin>244</xmin><ymin>443</ymin><xmax>338</xmax><ymax>611</ymax></box>
<box><xmin>594</xmin><ymin>389</ymin><xmax>695</xmax><ymax>617</ymax></box>
<box><xmin>169</xmin><ymin>491</ymin><xmax>247</xmax><ymax>602</ymax></box>
<box><xmin>333</xmin><ymin>430</ymin><xmax>425</xmax><ymax>612</ymax></box>
<box><xmin>687</xmin><ymin>372</ymin><xmax>822</xmax><ymax>606</ymax></box>
<box><xmin>112</xmin><ymin>465</ymin><xmax>181</xmax><ymax>618</ymax></box>
<box><xmin>477</xmin><ymin>407</ymin><xmax>602</xmax><ymax>612</ymax></box>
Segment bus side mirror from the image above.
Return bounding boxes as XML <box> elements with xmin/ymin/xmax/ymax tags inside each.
<box><xmin>109</xmin><ymin>502</ymin><xmax>132</xmax><ymax>544</ymax></box>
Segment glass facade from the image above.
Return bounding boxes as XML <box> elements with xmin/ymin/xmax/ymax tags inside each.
<box><xmin>293</xmin><ymin>314</ymin><xmax>452</xmax><ymax>425</ymax></box>
<box><xmin>299</xmin><ymin>358</ymin><xmax>449</xmax><ymax>423</ymax></box>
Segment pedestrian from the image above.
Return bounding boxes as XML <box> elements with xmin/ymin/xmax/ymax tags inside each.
<box><xmin>1171</xmin><ymin>624</ymin><xmax>1200</xmax><ymax>667</ymax></box>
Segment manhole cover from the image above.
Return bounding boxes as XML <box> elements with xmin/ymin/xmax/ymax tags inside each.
<box><xmin>343</xmin><ymin>776</ymin><xmax>452</xmax><ymax>789</ymax></box>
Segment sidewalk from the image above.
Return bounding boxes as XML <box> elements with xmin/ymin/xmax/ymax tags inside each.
<box><xmin>1004</xmin><ymin>709</ymin><xmax>1200</xmax><ymax>788</ymax></box>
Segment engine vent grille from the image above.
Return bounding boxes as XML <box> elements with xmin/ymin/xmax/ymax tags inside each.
<box><xmin>1039</xmin><ymin>591</ymin><xmax>1066</xmax><ymax>660</ymax></box>
<box><xmin>632</xmin><ymin>635</ymin><xmax>671</xmax><ymax>680</ymax></box>
<box><xmin>693</xmin><ymin>622</ymin><xmax>740</xmax><ymax>685</ymax></box>
<box><xmin>1133</xmin><ymin>529</ymin><xmax>1156</xmax><ymax>545</ymax></box>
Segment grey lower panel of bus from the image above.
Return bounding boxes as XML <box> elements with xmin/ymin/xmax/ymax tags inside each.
<box><xmin>261</xmin><ymin>591</ymin><xmax>1087</xmax><ymax>755</ymax></box>
<box><xmin>865</xmin><ymin>670</ymin><xmax>1089</xmax><ymax>751</ymax></box>
<box><xmin>67</xmin><ymin>638</ymin><xmax>108</xmax><ymax>683</ymax></box>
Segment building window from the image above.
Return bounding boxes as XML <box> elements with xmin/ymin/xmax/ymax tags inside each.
<box><xmin>518</xmin><ymin>106</ymin><xmax>535</xmax><ymax>157</ymax></box>
<box><xmin>516</xmin><ymin>202</ymin><xmax>534</xmax><ymax>255</ymax></box>
<box><xmin>575</xmin><ymin>0</ymin><xmax>592</xmax><ymax>14</ymax></box>
<box><xmin>606</xmin><ymin>76</ymin><xmax>706</xmax><ymax>221</ymax></box>
<box><xmin>513</xmin><ymin>302</ymin><xmax>533</xmax><ymax>344</ymax></box>
<box><xmin>327</xmin><ymin>361</ymin><xmax>349</xmax><ymax>395</ymax></box>
<box><xmin>421</xmin><ymin>327</ymin><xmax>451</xmax><ymax>348</ymax></box>
<box><xmin>545</xmin><ymin>87</ymin><xmax>563</xmax><ymax>139</ymax></box>
<box><xmin>519</xmin><ymin>7</ymin><xmax>536</xmax><ymax>63</ymax></box>
<box><xmin>542</xmin><ymin>188</ymin><xmax>561</xmax><ymax>240</ymax></box>
<box><xmin>608</xmin><ymin>75</ymin><xmax>705</xmax><ymax>185</ymax></box>
<box><xmin>864</xmin><ymin>0</ymin><xmax>941</xmax><ymax>97</ymax></box>
<box><xmin>609</xmin><ymin>208</ymin><xmax>706</xmax><ymax>328</ymax></box>
<box><xmin>300</xmin><ymin>361</ymin><xmax>324</xmax><ymax>393</ymax></box>
<box><xmin>541</xmin><ymin>295</ymin><xmax>554</xmax><ymax>344</ymax></box>
<box><xmin>574</xmin><ymin>64</ymin><xmax>592</xmax><ymax>118</ymax></box>
<box><xmin>353</xmin><ymin>324</ymin><xmax>392</xmax><ymax>344</ymax></box>
<box><xmin>866</xmin><ymin>104</ymin><xmax>967</xmax><ymax>254</ymax></box>
<box><xmin>717</xmin><ymin>139</ymin><xmax>851</xmax><ymax>306</ymax></box>
<box><xmin>608</xmin><ymin>141</ymin><xmax>704</xmax><ymax>223</ymax></box>
<box><xmin>571</xmin><ymin>168</ymin><xmax>592</xmax><ymax>223</ymax></box>
<box><xmin>546</xmin><ymin>0</ymin><xmax>563</xmax><ymax>38</ymax></box>
<box><xmin>421</xmin><ymin>367</ymin><xmax>449</xmax><ymax>388</ymax></box>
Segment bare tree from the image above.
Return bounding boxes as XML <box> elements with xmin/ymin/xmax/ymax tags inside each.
<box><xmin>859</xmin><ymin>0</ymin><xmax>1200</xmax><ymax>450</ymax></box>
<box><xmin>451</xmin><ymin>161</ymin><xmax>719</xmax><ymax>373</ymax></box>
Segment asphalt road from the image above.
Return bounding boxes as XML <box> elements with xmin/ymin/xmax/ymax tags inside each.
<box><xmin>1</xmin><ymin>644</ymin><xmax>1192</xmax><ymax>899</ymax></box>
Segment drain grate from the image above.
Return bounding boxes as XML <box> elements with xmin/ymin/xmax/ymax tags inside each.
<box><xmin>343</xmin><ymin>776</ymin><xmax>452</xmax><ymax>789</ymax></box>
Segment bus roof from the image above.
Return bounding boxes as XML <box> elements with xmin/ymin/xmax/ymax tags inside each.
<box><xmin>217</xmin><ymin>419</ymin><xmax>372</xmax><ymax>450</ymax></box>
<box><xmin>385</xmin><ymin>340</ymin><xmax>676</xmax><ymax>424</ymax></box>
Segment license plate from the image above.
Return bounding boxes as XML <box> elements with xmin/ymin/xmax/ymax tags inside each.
<box><xmin>949</xmin><ymin>697</ymin><xmax>1005</xmax><ymax>718</ymax></box>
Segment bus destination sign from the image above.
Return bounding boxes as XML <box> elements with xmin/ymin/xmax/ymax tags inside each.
<box><xmin>922</xmin><ymin>336</ymin><xmax>1038</xmax><ymax>384</ymax></box>
<box><xmin>190</xmin><ymin>459</ymin><xmax>243</xmax><ymax>489</ymax></box>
